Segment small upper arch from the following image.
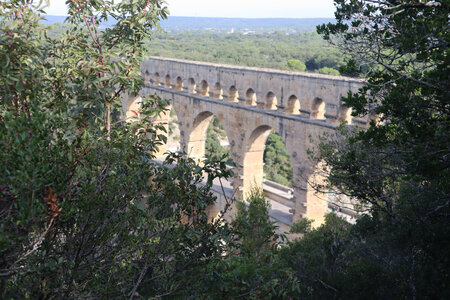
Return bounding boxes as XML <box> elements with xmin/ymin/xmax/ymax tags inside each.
<box><xmin>212</xmin><ymin>82</ymin><xmax>223</xmax><ymax>100</ymax></box>
<box><xmin>165</xmin><ymin>75</ymin><xmax>171</xmax><ymax>89</ymax></box>
<box><xmin>285</xmin><ymin>95</ymin><xmax>300</xmax><ymax>115</ymax></box>
<box><xmin>199</xmin><ymin>80</ymin><xmax>209</xmax><ymax>97</ymax></box>
<box><xmin>175</xmin><ymin>76</ymin><xmax>184</xmax><ymax>91</ymax></box>
<box><xmin>188</xmin><ymin>78</ymin><xmax>196</xmax><ymax>94</ymax></box>
<box><xmin>338</xmin><ymin>104</ymin><xmax>352</xmax><ymax>124</ymax></box>
<box><xmin>311</xmin><ymin>97</ymin><xmax>326</xmax><ymax>119</ymax></box>
<box><xmin>153</xmin><ymin>72</ymin><xmax>160</xmax><ymax>86</ymax></box>
<box><xmin>245</xmin><ymin>88</ymin><xmax>257</xmax><ymax>106</ymax></box>
<box><xmin>228</xmin><ymin>86</ymin><xmax>239</xmax><ymax>102</ymax></box>
<box><xmin>265</xmin><ymin>91</ymin><xmax>278</xmax><ymax>110</ymax></box>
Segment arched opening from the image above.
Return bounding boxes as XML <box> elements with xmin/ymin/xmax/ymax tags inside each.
<box><xmin>165</xmin><ymin>75</ymin><xmax>171</xmax><ymax>89</ymax></box>
<box><xmin>263</xmin><ymin>132</ymin><xmax>293</xmax><ymax>188</ymax></box>
<box><xmin>144</xmin><ymin>70</ymin><xmax>150</xmax><ymax>84</ymax></box>
<box><xmin>243</xmin><ymin>125</ymin><xmax>273</xmax><ymax>198</ymax></box>
<box><xmin>175</xmin><ymin>76</ymin><xmax>184</xmax><ymax>91</ymax></box>
<box><xmin>199</xmin><ymin>80</ymin><xmax>209</xmax><ymax>97</ymax></box>
<box><xmin>228</xmin><ymin>86</ymin><xmax>239</xmax><ymax>102</ymax></box>
<box><xmin>188</xmin><ymin>111</ymin><xmax>232</xmax><ymax>166</ymax></box>
<box><xmin>285</xmin><ymin>95</ymin><xmax>300</xmax><ymax>115</ymax></box>
<box><xmin>205</xmin><ymin>116</ymin><xmax>232</xmax><ymax>165</ymax></box>
<box><xmin>212</xmin><ymin>82</ymin><xmax>223</xmax><ymax>100</ymax></box>
<box><xmin>188</xmin><ymin>78</ymin><xmax>196</xmax><ymax>94</ymax></box>
<box><xmin>311</xmin><ymin>98</ymin><xmax>325</xmax><ymax>119</ymax></box>
<box><xmin>153</xmin><ymin>72</ymin><xmax>160</xmax><ymax>86</ymax></box>
<box><xmin>125</xmin><ymin>93</ymin><xmax>142</xmax><ymax>122</ymax></box>
<box><xmin>265</xmin><ymin>92</ymin><xmax>278</xmax><ymax>110</ymax></box>
<box><xmin>243</xmin><ymin>127</ymin><xmax>294</xmax><ymax>206</ymax></box>
<box><xmin>245</xmin><ymin>88</ymin><xmax>257</xmax><ymax>106</ymax></box>
<box><xmin>338</xmin><ymin>104</ymin><xmax>352</xmax><ymax>124</ymax></box>
<box><xmin>188</xmin><ymin>112</ymin><xmax>214</xmax><ymax>162</ymax></box>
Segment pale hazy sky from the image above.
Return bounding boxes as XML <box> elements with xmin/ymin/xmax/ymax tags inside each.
<box><xmin>44</xmin><ymin>0</ymin><xmax>336</xmax><ymax>18</ymax></box>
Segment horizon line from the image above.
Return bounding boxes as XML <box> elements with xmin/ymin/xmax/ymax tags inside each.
<box><xmin>44</xmin><ymin>14</ymin><xmax>335</xmax><ymax>20</ymax></box>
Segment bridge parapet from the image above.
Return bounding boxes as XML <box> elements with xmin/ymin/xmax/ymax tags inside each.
<box><xmin>141</xmin><ymin>57</ymin><xmax>368</xmax><ymax>126</ymax></box>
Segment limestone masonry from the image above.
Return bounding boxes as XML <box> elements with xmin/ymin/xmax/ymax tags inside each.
<box><xmin>123</xmin><ymin>57</ymin><xmax>367</xmax><ymax>226</ymax></box>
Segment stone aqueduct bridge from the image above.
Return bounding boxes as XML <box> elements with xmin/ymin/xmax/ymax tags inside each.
<box><xmin>123</xmin><ymin>57</ymin><xmax>366</xmax><ymax>225</ymax></box>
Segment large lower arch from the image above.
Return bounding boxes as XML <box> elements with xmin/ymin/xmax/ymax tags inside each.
<box><xmin>186</xmin><ymin>110</ymin><xmax>235</xmax><ymax>169</ymax></box>
<box><xmin>187</xmin><ymin>111</ymin><xmax>214</xmax><ymax>163</ymax></box>
<box><xmin>242</xmin><ymin>125</ymin><xmax>273</xmax><ymax>198</ymax></box>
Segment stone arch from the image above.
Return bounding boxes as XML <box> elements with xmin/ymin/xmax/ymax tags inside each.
<box><xmin>125</xmin><ymin>93</ymin><xmax>142</xmax><ymax>121</ymax></box>
<box><xmin>175</xmin><ymin>76</ymin><xmax>184</xmax><ymax>91</ymax></box>
<box><xmin>228</xmin><ymin>86</ymin><xmax>239</xmax><ymax>102</ymax></box>
<box><xmin>187</xmin><ymin>111</ymin><xmax>214</xmax><ymax>162</ymax></box>
<box><xmin>199</xmin><ymin>80</ymin><xmax>209</xmax><ymax>97</ymax></box>
<box><xmin>242</xmin><ymin>125</ymin><xmax>273</xmax><ymax>198</ymax></box>
<box><xmin>311</xmin><ymin>98</ymin><xmax>325</xmax><ymax>119</ymax></box>
<box><xmin>265</xmin><ymin>92</ymin><xmax>278</xmax><ymax>110</ymax></box>
<box><xmin>188</xmin><ymin>78</ymin><xmax>196</xmax><ymax>94</ymax></box>
<box><xmin>164</xmin><ymin>75</ymin><xmax>171</xmax><ymax>89</ymax></box>
<box><xmin>144</xmin><ymin>70</ymin><xmax>150</xmax><ymax>84</ymax></box>
<box><xmin>285</xmin><ymin>95</ymin><xmax>300</xmax><ymax>115</ymax></box>
<box><xmin>338</xmin><ymin>104</ymin><xmax>352</xmax><ymax>124</ymax></box>
<box><xmin>153</xmin><ymin>72</ymin><xmax>160</xmax><ymax>86</ymax></box>
<box><xmin>245</xmin><ymin>88</ymin><xmax>257</xmax><ymax>106</ymax></box>
<box><xmin>212</xmin><ymin>82</ymin><xmax>223</xmax><ymax>100</ymax></box>
<box><xmin>187</xmin><ymin>111</ymin><xmax>232</xmax><ymax>165</ymax></box>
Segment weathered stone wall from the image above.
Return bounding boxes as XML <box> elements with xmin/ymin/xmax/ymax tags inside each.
<box><xmin>123</xmin><ymin>57</ymin><xmax>366</xmax><ymax>226</ymax></box>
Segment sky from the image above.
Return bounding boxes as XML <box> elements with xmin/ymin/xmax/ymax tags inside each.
<box><xmin>44</xmin><ymin>0</ymin><xmax>336</xmax><ymax>18</ymax></box>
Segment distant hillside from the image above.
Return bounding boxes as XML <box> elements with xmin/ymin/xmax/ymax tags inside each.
<box><xmin>41</xmin><ymin>15</ymin><xmax>334</xmax><ymax>33</ymax></box>
<box><xmin>40</xmin><ymin>15</ymin><xmax>66</xmax><ymax>25</ymax></box>
<box><xmin>159</xmin><ymin>17</ymin><xmax>335</xmax><ymax>33</ymax></box>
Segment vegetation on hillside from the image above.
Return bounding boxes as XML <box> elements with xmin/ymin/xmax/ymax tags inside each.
<box><xmin>263</xmin><ymin>133</ymin><xmax>293</xmax><ymax>187</ymax></box>
<box><xmin>145</xmin><ymin>31</ymin><xmax>344</xmax><ymax>74</ymax></box>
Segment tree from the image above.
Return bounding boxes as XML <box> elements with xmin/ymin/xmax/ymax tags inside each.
<box><xmin>205</xmin><ymin>117</ymin><xmax>231</xmax><ymax>164</ymax></box>
<box><xmin>193</xmin><ymin>189</ymin><xmax>301</xmax><ymax>299</ymax></box>
<box><xmin>0</xmin><ymin>1</ymin><xmax>235</xmax><ymax>298</ymax></box>
<box><xmin>309</xmin><ymin>0</ymin><xmax>450</xmax><ymax>297</ymax></box>
<box><xmin>287</xmin><ymin>59</ymin><xmax>306</xmax><ymax>72</ymax></box>
<box><xmin>316</xmin><ymin>66</ymin><xmax>340</xmax><ymax>76</ymax></box>
<box><xmin>263</xmin><ymin>132</ymin><xmax>293</xmax><ymax>187</ymax></box>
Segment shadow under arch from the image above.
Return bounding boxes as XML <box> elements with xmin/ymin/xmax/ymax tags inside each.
<box><xmin>188</xmin><ymin>78</ymin><xmax>196</xmax><ymax>93</ymax></box>
<box><xmin>174</xmin><ymin>76</ymin><xmax>183</xmax><ymax>91</ymax></box>
<box><xmin>228</xmin><ymin>86</ymin><xmax>239</xmax><ymax>102</ymax></box>
<box><xmin>265</xmin><ymin>91</ymin><xmax>278</xmax><ymax>110</ymax></box>
<box><xmin>153</xmin><ymin>72</ymin><xmax>160</xmax><ymax>86</ymax></box>
<box><xmin>311</xmin><ymin>97</ymin><xmax>326</xmax><ymax>119</ymax></box>
<box><xmin>198</xmin><ymin>80</ymin><xmax>209</xmax><ymax>97</ymax></box>
<box><xmin>164</xmin><ymin>74</ymin><xmax>171</xmax><ymax>89</ymax></box>
<box><xmin>285</xmin><ymin>95</ymin><xmax>300</xmax><ymax>115</ymax></box>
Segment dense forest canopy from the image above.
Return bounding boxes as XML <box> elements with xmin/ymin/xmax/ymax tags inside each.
<box><xmin>145</xmin><ymin>31</ymin><xmax>345</xmax><ymax>74</ymax></box>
